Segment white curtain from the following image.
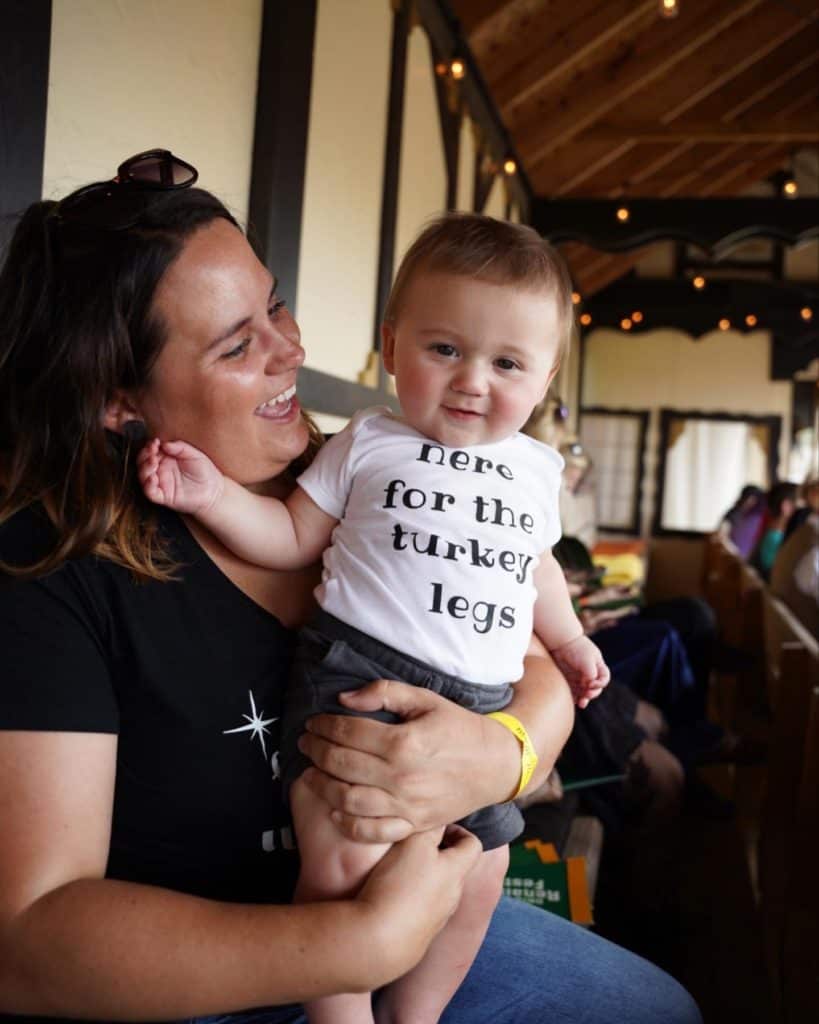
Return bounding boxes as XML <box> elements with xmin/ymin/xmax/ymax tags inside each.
<box><xmin>661</xmin><ymin>419</ymin><xmax>768</xmax><ymax>532</ymax></box>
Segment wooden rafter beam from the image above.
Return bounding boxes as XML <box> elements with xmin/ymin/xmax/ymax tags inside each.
<box><xmin>561</xmin><ymin>149</ymin><xmax>815</xmax><ymax>296</ymax></box>
<box><xmin>519</xmin><ymin>0</ymin><xmax>777</xmax><ymax>168</ymax></box>
<box><xmin>579</xmin><ymin>122</ymin><xmax>819</xmax><ymax>144</ymax></box>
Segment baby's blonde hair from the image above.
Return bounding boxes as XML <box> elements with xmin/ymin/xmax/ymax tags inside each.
<box><xmin>384</xmin><ymin>212</ymin><xmax>575</xmax><ymax>367</ymax></box>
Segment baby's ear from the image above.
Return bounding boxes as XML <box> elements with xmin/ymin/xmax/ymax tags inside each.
<box><xmin>103</xmin><ymin>389</ymin><xmax>143</xmax><ymax>433</ymax></box>
<box><xmin>381</xmin><ymin>323</ymin><xmax>397</xmax><ymax>375</ymax></box>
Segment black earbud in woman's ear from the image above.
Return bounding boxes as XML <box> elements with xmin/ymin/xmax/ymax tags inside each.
<box><xmin>122</xmin><ymin>420</ymin><xmax>148</xmax><ymax>444</ymax></box>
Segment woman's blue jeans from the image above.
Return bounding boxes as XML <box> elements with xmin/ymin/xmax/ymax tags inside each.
<box><xmin>186</xmin><ymin>895</ymin><xmax>702</xmax><ymax>1024</ymax></box>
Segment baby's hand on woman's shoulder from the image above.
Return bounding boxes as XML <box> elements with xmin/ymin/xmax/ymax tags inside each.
<box><xmin>550</xmin><ymin>634</ymin><xmax>610</xmax><ymax>709</ymax></box>
<box><xmin>137</xmin><ymin>438</ymin><xmax>225</xmax><ymax>515</ymax></box>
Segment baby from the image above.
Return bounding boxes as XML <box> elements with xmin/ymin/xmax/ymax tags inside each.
<box><xmin>139</xmin><ymin>213</ymin><xmax>609</xmax><ymax>1024</ymax></box>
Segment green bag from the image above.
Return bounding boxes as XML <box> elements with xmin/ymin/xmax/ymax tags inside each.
<box><xmin>503</xmin><ymin>839</ymin><xmax>593</xmax><ymax>925</ymax></box>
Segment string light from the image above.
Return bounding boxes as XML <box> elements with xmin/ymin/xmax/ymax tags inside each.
<box><xmin>659</xmin><ymin>0</ymin><xmax>679</xmax><ymax>18</ymax></box>
<box><xmin>580</xmin><ymin>313</ymin><xmax>592</xmax><ymax>326</ymax></box>
<box><xmin>693</xmin><ymin>275</ymin><xmax>706</xmax><ymax>290</ymax></box>
<box><xmin>783</xmin><ymin>178</ymin><xmax>798</xmax><ymax>197</ymax></box>
<box><xmin>745</xmin><ymin>314</ymin><xmax>757</xmax><ymax>327</ymax></box>
<box><xmin>450</xmin><ymin>58</ymin><xmax>466</xmax><ymax>80</ymax></box>
<box><xmin>632</xmin><ymin>311</ymin><xmax>643</xmax><ymax>323</ymax></box>
<box><xmin>801</xmin><ymin>307</ymin><xmax>813</xmax><ymax>321</ymax></box>
<box><xmin>572</xmin><ymin>292</ymin><xmax>582</xmax><ymax>305</ymax></box>
<box><xmin>719</xmin><ymin>318</ymin><xmax>731</xmax><ymax>331</ymax></box>
<box><xmin>503</xmin><ymin>158</ymin><xmax>517</xmax><ymax>176</ymax></box>
<box><xmin>616</xmin><ymin>206</ymin><xmax>630</xmax><ymax>222</ymax></box>
<box><xmin>620</xmin><ymin>317</ymin><xmax>633</xmax><ymax>330</ymax></box>
<box><xmin>434</xmin><ymin>61</ymin><xmax>448</xmax><ymax>77</ymax></box>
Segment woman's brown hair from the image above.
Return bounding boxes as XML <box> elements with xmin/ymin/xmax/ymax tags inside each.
<box><xmin>0</xmin><ymin>187</ymin><xmax>321</xmax><ymax>581</ymax></box>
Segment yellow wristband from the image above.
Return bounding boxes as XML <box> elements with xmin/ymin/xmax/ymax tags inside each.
<box><xmin>487</xmin><ymin>711</ymin><xmax>539</xmax><ymax>799</ymax></box>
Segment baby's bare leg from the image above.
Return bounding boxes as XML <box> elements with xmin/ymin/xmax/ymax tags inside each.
<box><xmin>375</xmin><ymin>844</ymin><xmax>509</xmax><ymax>1024</ymax></box>
<box><xmin>291</xmin><ymin>774</ymin><xmax>391</xmax><ymax>1024</ymax></box>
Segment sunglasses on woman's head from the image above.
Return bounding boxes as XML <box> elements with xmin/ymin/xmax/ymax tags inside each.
<box><xmin>54</xmin><ymin>149</ymin><xmax>199</xmax><ymax>230</ymax></box>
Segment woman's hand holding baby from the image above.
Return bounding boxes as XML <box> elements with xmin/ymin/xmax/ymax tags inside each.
<box><xmin>550</xmin><ymin>634</ymin><xmax>610</xmax><ymax>709</ymax></box>
<box><xmin>137</xmin><ymin>438</ymin><xmax>225</xmax><ymax>515</ymax></box>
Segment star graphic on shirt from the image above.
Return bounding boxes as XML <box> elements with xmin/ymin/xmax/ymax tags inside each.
<box><xmin>223</xmin><ymin>690</ymin><xmax>278</xmax><ymax>759</ymax></box>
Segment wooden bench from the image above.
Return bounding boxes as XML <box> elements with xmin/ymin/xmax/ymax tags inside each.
<box><xmin>758</xmin><ymin>593</ymin><xmax>819</xmax><ymax>1020</ymax></box>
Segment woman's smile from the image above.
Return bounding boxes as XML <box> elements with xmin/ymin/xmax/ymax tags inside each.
<box><xmin>255</xmin><ymin>384</ymin><xmax>301</xmax><ymax>421</ymax></box>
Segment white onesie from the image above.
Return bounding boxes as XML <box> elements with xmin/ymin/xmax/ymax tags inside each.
<box><xmin>297</xmin><ymin>407</ymin><xmax>563</xmax><ymax>686</ymax></box>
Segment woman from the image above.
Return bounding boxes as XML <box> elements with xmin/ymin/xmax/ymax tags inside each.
<box><xmin>0</xmin><ymin>150</ymin><xmax>701</xmax><ymax>1023</ymax></box>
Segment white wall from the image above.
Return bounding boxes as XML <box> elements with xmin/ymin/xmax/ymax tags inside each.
<box><xmin>296</xmin><ymin>0</ymin><xmax>391</xmax><ymax>382</ymax></box>
<box><xmin>43</xmin><ymin>0</ymin><xmax>262</xmax><ymax>224</ymax></box>
<box><xmin>393</xmin><ymin>26</ymin><xmax>447</xmax><ymax>274</ymax></box>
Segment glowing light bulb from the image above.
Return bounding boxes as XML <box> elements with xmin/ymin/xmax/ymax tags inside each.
<box><xmin>801</xmin><ymin>306</ymin><xmax>813</xmax><ymax>321</ymax></box>
<box><xmin>621</xmin><ymin>318</ymin><xmax>633</xmax><ymax>330</ymax></box>
<box><xmin>719</xmin><ymin>318</ymin><xmax>730</xmax><ymax>331</ymax></box>
<box><xmin>450</xmin><ymin>58</ymin><xmax>466</xmax><ymax>80</ymax></box>
<box><xmin>632</xmin><ymin>311</ymin><xmax>643</xmax><ymax>323</ymax></box>
<box><xmin>503</xmin><ymin>158</ymin><xmax>516</xmax><ymax>175</ymax></box>
<box><xmin>580</xmin><ymin>313</ymin><xmax>592</xmax><ymax>326</ymax></box>
<box><xmin>745</xmin><ymin>314</ymin><xmax>757</xmax><ymax>328</ymax></box>
<box><xmin>784</xmin><ymin>179</ymin><xmax>798</xmax><ymax>197</ymax></box>
<box><xmin>616</xmin><ymin>206</ymin><xmax>630</xmax><ymax>222</ymax></box>
<box><xmin>693</xmin><ymin>275</ymin><xmax>706</xmax><ymax>290</ymax></box>
<box><xmin>572</xmin><ymin>292</ymin><xmax>582</xmax><ymax>305</ymax></box>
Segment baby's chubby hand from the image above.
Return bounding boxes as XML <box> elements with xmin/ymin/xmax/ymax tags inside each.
<box><xmin>550</xmin><ymin>634</ymin><xmax>610</xmax><ymax>709</ymax></box>
<box><xmin>137</xmin><ymin>438</ymin><xmax>225</xmax><ymax>515</ymax></box>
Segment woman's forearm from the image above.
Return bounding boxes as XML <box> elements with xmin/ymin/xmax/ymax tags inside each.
<box><xmin>1</xmin><ymin>878</ymin><xmax>382</xmax><ymax>1019</ymax></box>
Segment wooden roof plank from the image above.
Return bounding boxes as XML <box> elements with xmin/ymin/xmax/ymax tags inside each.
<box><xmin>489</xmin><ymin>0</ymin><xmax>657</xmax><ymax>116</ymax></box>
<box><xmin>606</xmin><ymin>2</ymin><xmax>815</xmax><ymax>125</ymax></box>
<box><xmin>529</xmin><ymin>36</ymin><xmax>819</xmax><ymax>195</ymax></box>
<box><xmin>453</xmin><ymin>0</ymin><xmax>513</xmax><ymax>37</ymax></box>
<box><xmin>516</xmin><ymin>0</ymin><xmax>769</xmax><ymax>165</ymax></box>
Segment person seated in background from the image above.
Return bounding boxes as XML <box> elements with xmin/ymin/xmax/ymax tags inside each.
<box><xmin>720</xmin><ymin>484</ymin><xmax>766</xmax><ymax>558</ymax></box>
<box><xmin>555</xmin><ymin>536</ymin><xmax>764</xmax><ymax>780</ymax></box>
<box><xmin>782</xmin><ymin>477</ymin><xmax>819</xmax><ymax>542</ymax></box>
<box><xmin>771</xmin><ymin>507</ymin><xmax>819</xmax><ymax>638</ymax></box>
<box><xmin>751</xmin><ymin>482</ymin><xmax>799</xmax><ymax>579</ymax></box>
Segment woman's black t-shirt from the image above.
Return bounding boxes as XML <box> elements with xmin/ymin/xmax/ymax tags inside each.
<box><xmin>0</xmin><ymin>505</ymin><xmax>300</xmax><ymax>905</ymax></box>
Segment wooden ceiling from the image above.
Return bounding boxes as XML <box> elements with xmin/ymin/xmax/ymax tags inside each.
<box><xmin>448</xmin><ymin>0</ymin><xmax>819</xmax><ymax>295</ymax></box>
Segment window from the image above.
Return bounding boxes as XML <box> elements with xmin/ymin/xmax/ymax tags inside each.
<box><xmin>579</xmin><ymin>408</ymin><xmax>649</xmax><ymax>535</ymax></box>
<box><xmin>653</xmin><ymin>409</ymin><xmax>782</xmax><ymax>535</ymax></box>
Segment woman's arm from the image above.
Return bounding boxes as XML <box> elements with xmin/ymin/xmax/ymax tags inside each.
<box><xmin>297</xmin><ymin>646</ymin><xmax>575</xmax><ymax>843</ymax></box>
<box><xmin>0</xmin><ymin>730</ymin><xmax>480</xmax><ymax>1019</ymax></box>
